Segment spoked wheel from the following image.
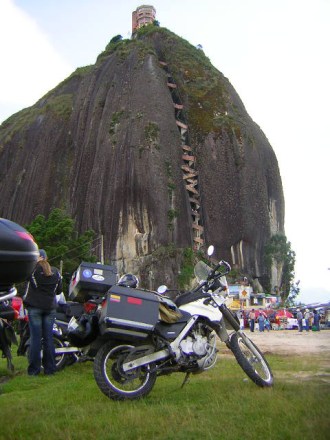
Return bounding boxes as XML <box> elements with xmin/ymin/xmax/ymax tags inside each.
<box><xmin>26</xmin><ymin>336</ymin><xmax>69</xmax><ymax>371</ymax></box>
<box><xmin>93</xmin><ymin>342</ymin><xmax>157</xmax><ymax>401</ymax></box>
<box><xmin>53</xmin><ymin>337</ymin><xmax>70</xmax><ymax>371</ymax></box>
<box><xmin>0</xmin><ymin>321</ymin><xmax>16</xmax><ymax>372</ymax></box>
<box><xmin>228</xmin><ymin>331</ymin><xmax>274</xmax><ymax>387</ymax></box>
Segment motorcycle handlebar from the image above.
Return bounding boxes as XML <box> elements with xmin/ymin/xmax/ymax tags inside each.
<box><xmin>219</xmin><ymin>260</ymin><xmax>231</xmax><ymax>273</ymax></box>
<box><xmin>207</xmin><ymin>260</ymin><xmax>231</xmax><ymax>280</ymax></box>
<box><xmin>0</xmin><ymin>287</ymin><xmax>17</xmax><ymax>303</ymax></box>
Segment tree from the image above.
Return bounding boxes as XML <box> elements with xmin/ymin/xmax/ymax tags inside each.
<box><xmin>265</xmin><ymin>234</ymin><xmax>297</xmax><ymax>304</ymax></box>
<box><xmin>109</xmin><ymin>35</ymin><xmax>123</xmax><ymax>44</ymax></box>
<box><xmin>285</xmin><ymin>280</ymin><xmax>300</xmax><ymax>307</ymax></box>
<box><xmin>26</xmin><ymin>208</ymin><xmax>97</xmax><ymax>278</ymax></box>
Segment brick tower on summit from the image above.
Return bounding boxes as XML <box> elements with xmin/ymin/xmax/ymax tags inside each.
<box><xmin>132</xmin><ymin>5</ymin><xmax>156</xmax><ymax>33</ymax></box>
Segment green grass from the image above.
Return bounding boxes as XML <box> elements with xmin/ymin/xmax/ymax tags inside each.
<box><xmin>0</xmin><ymin>352</ymin><xmax>329</xmax><ymax>440</ymax></box>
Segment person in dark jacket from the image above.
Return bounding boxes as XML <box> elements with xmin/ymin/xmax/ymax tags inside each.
<box><xmin>24</xmin><ymin>249</ymin><xmax>62</xmax><ymax>375</ymax></box>
<box><xmin>313</xmin><ymin>309</ymin><xmax>321</xmax><ymax>331</ymax></box>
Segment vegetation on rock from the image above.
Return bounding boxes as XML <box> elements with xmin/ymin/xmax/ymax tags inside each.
<box><xmin>25</xmin><ymin>209</ymin><xmax>96</xmax><ymax>285</ymax></box>
<box><xmin>265</xmin><ymin>234</ymin><xmax>298</xmax><ymax>303</ymax></box>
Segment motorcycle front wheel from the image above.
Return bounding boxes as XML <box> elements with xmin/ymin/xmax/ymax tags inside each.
<box><xmin>228</xmin><ymin>332</ymin><xmax>274</xmax><ymax>387</ymax></box>
<box><xmin>93</xmin><ymin>342</ymin><xmax>157</xmax><ymax>401</ymax></box>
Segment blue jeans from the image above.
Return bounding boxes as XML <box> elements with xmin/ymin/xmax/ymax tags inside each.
<box><xmin>259</xmin><ymin>321</ymin><xmax>265</xmax><ymax>332</ymax></box>
<box><xmin>27</xmin><ymin>307</ymin><xmax>56</xmax><ymax>375</ymax></box>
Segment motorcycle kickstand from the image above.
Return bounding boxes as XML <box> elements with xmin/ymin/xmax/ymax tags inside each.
<box><xmin>181</xmin><ymin>372</ymin><xmax>191</xmax><ymax>388</ymax></box>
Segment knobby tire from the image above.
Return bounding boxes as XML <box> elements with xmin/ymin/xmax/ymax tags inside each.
<box><xmin>228</xmin><ymin>332</ymin><xmax>274</xmax><ymax>387</ymax></box>
<box><xmin>93</xmin><ymin>342</ymin><xmax>157</xmax><ymax>401</ymax></box>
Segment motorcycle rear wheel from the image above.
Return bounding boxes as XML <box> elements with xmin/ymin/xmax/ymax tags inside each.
<box><xmin>228</xmin><ymin>332</ymin><xmax>274</xmax><ymax>387</ymax></box>
<box><xmin>93</xmin><ymin>342</ymin><xmax>157</xmax><ymax>401</ymax></box>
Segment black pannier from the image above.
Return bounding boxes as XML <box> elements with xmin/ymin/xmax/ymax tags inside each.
<box><xmin>99</xmin><ymin>285</ymin><xmax>160</xmax><ymax>339</ymax></box>
<box><xmin>0</xmin><ymin>218</ymin><xmax>39</xmax><ymax>289</ymax></box>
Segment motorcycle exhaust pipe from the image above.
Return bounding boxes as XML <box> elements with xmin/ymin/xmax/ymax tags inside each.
<box><xmin>54</xmin><ymin>346</ymin><xmax>81</xmax><ymax>354</ymax></box>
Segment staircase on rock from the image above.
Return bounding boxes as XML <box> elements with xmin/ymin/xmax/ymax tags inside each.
<box><xmin>160</xmin><ymin>60</ymin><xmax>204</xmax><ymax>251</ymax></box>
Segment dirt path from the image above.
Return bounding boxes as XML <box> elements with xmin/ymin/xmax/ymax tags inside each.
<box><xmin>242</xmin><ymin>329</ymin><xmax>330</xmax><ymax>357</ymax></box>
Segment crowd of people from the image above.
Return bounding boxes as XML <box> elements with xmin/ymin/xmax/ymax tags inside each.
<box><xmin>237</xmin><ymin>309</ymin><xmax>271</xmax><ymax>332</ymax></box>
<box><xmin>236</xmin><ymin>308</ymin><xmax>321</xmax><ymax>333</ymax></box>
<box><xmin>296</xmin><ymin>308</ymin><xmax>320</xmax><ymax>332</ymax></box>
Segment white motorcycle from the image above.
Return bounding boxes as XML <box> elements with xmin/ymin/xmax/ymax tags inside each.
<box><xmin>92</xmin><ymin>246</ymin><xmax>273</xmax><ymax>400</ymax></box>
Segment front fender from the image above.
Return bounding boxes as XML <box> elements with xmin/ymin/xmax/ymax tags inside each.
<box><xmin>179</xmin><ymin>299</ymin><xmax>223</xmax><ymax>322</ymax></box>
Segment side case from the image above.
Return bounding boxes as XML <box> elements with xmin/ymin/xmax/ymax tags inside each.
<box><xmin>99</xmin><ymin>285</ymin><xmax>160</xmax><ymax>339</ymax></box>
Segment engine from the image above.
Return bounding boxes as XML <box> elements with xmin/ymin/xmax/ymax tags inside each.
<box><xmin>178</xmin><ymin>327</ymin><xmax>218</xmax><ymax>372</ymax></box>
<box><xmin>180</xmin><ymin>334</ymin><xmax>208</xmax><ymax>356</ymax></box>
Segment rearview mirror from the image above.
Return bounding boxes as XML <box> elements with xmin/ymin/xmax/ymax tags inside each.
<box><xmin>157</xmin><ymin>285</ymin><xmax>168</xmax><ymax>295</ymax></box>
<box><xmin>207</xmin><ymin>245</ymin><xmax>214</xmax><ymax>257</ymax></box>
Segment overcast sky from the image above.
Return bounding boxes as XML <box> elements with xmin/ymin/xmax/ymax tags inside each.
<box><xmin>1</xmin><ymin>0</ymin><xmax>329</xmax><ymax>304</ymax></box>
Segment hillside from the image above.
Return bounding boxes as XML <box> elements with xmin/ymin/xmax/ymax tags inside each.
<box><xmin>0</xmin><ymin>26</ymin><xmax>284</xmax><ymax>290</ymax></box>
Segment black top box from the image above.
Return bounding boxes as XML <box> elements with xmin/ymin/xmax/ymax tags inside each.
<box><xmin>99</xmin><ymin>285</ymin><xmax>160</xmax><ymax>338</ymax></box>
<box><xmin>0</xmin><ymin>218</ymin><xmax>39</xmax><ymax>289</ymax></box>
<box><xmin>68</xmin><ymin>262</ymin><xmax>118</xmax><ymax>302</ymax></box>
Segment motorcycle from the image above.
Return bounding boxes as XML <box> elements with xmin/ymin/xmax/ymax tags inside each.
<box><xmin>0</xmin><ymin>217</ymin><xmax>39</xmax><ymax>371</ymax></box>
<box><xmin>68</xmin><ymin>247</ymin><xmax>273</xmax><ymax>401</ymax></box>
<box><xmin>17</xmin><ymin>299</ymin><xmax>96</xmax><ymax>370</ymax></box>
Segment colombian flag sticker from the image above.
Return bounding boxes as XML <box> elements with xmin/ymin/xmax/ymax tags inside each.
<box><xmin>110</xmin><ymin>294</ymin><xmax>121</xmax><ymax>302</ymax></box>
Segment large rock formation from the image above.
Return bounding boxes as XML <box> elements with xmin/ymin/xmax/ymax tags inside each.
<box><xmin>0</xmin><ymin>26</ymin><xmax>284</xmax><ymax>290</ymax></box>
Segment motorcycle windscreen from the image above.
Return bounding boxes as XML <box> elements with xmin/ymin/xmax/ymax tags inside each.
<box><xmin>194</xmin><ymin>261</ymin><xmax>212</xmax><ymax>283</ymax></box>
